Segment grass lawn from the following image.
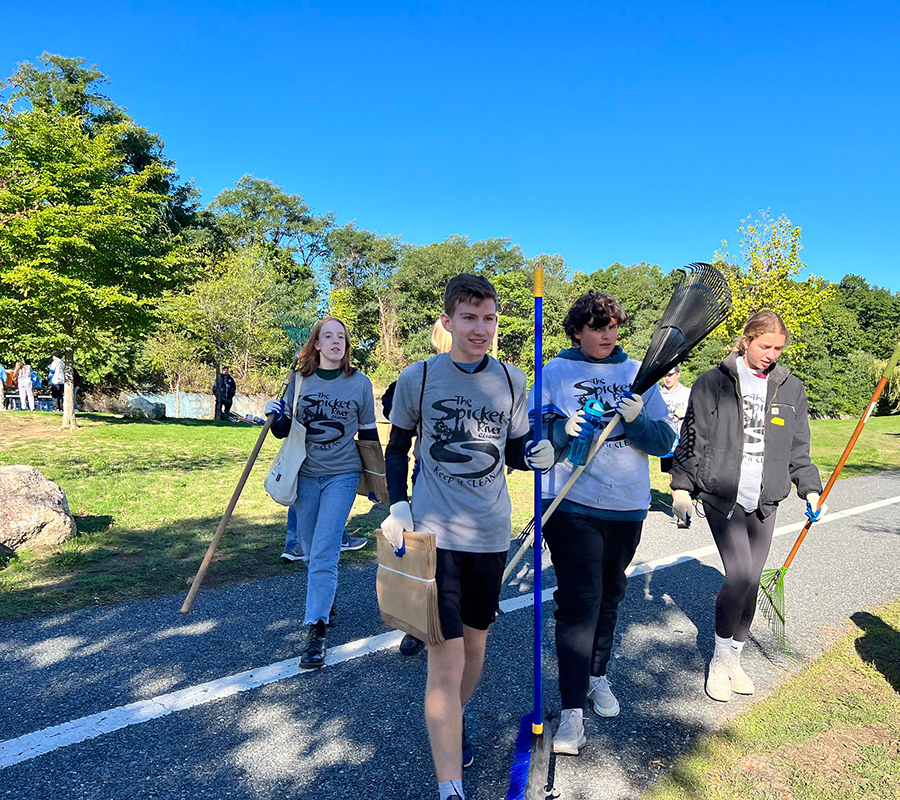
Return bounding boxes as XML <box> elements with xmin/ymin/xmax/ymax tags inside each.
<box><xmin>1</xmin><ymin>412</ymin><xmax>899</xmax><ymax>619</ymax></box>
<box><xmin>642</xmin><ymin>598</ymin><xmax>900</xmax><ymax>800</ymax></box>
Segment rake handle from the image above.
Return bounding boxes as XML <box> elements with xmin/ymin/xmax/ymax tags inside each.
<box><xmin>502</xmin><ymin>413</ymin><xmax>621</xmax><ymax>584</ymax></box>
<box><xmin>779</xmin><ymin>337</ymin><xmax>900</xmax><ymax>573</ymax></box>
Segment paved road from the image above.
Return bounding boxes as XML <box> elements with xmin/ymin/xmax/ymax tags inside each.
<box><xmin>2</xmin><ymin>472</ymin><xmax>899</xmax><ymax>800</ymax></box>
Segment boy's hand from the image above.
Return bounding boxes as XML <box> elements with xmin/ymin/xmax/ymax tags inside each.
<box><xmin>525</xmin><ymin>439</ymin><xmax>555</xmax><ymax>470</ymax></box>
<box><xmin>614</xmin><ymin>392</ymin><xmax>643</xmax><ymax>423</ymax></box>
<box><xmin>564</xmin><ymin>410</ymin><xmax>586</xmax><ymax>437</ymax></box>
<box><xmin>382</xmin><ymin>501</ymin><xmax>413</xmax><ymax>556</ymax></box>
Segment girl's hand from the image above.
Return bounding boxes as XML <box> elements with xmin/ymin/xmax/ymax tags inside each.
<box><xmin>671</xmin><ymin>489</ymin><xmax>693</xmax><ymax>527</ymax></box>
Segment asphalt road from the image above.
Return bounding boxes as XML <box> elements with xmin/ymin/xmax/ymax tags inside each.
<box><xmin>2</xmin><ymin>472</ymin><xmax>899</xmax><ymax>800</ymax></box>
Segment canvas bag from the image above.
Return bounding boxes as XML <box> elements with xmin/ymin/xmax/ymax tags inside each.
<box><xmin>263</xmin><ymin>374</ymin><xmax>306</xmax><ymax>506</ymax></box>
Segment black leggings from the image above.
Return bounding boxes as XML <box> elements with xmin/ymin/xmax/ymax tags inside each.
<box><xmin>544</xmin><ymin>510</ymin><xmax>642</xmax><ymax>710</ymax></box>
<box><xmin>704</xmin><ymin>503</ymin><xmax>777</xmax><ymax>642</ymax></box>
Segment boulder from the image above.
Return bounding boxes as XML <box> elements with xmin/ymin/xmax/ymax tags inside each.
<box><xmin>0</xmin><ymin>466</ymin><xmax>77</xmax><ymax>552</ymax></box>
<box><xmin>124</xmin><ymin>397</ymin><xmax>166</xmax><ymax>420</ymax></box>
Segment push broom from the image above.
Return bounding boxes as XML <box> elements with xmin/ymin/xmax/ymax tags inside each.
<box><xmin>505</xmin><ymin>265</ymin><xmax>551</xmax><ymax>800</ymax></box>
<box><xmin>758</xmin><ymin>336</ymin><xmax>900</xmax><ymax>647</ymax></box>
<box><xmin>503</xmin><ymin>262</ymin><xmax>733</xmax><ymax>583</ymax></box>
<box><xmin>180</xmin><ymin>314</ymin><xmax>312</xmax><ymax>614</ymax></box>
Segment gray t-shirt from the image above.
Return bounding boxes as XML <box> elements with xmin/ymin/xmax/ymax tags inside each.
<box><xmin>735</xmin><ymin>357</ymin><xmax>768</xmax><ymax>511</ymax></box>
<box><xmin>283</xmin><ymin>371</ymin><xmax>377</xmax><ymax>476</ymax></box>
<box><xmin>390</xmin><ymin>354</ymin><xmax>529</xmax><ymax>553</ymax></box>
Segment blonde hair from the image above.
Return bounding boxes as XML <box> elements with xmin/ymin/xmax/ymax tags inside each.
<box><xmin>431</xmin><ymin>319</ymin><xmax>453</xmax><ymax>354</ymax></box>
<box><xmin>737</xmin><ymin>310</ymin><xmax>789</xmax><ymax>355</ymax></box>
<box><xmin>298</xmin><ymin>316</ymin><xmax>357</xmax><ymax>377</ymax></box>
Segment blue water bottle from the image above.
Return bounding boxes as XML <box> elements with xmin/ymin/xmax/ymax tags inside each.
<box><xmin>567</xmin><ymin>399</ymin><xmax>606</xmax><ymax>466</ymax></box>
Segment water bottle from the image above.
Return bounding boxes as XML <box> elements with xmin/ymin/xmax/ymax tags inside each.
<box><xmin>567</xmin><ymin>399</ymin><xmax>606</xmax><ymax>466</ymax></box>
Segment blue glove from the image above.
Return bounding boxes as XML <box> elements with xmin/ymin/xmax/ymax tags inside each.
<box><xmin>265</xmin><ymin>399</ymin><xmax>285</xmax><ymax>419</ymax></box>
<box><xmin>368</xmin><ymin>492</ymin><xmax>378</xmax><ymax>503</ymax></box>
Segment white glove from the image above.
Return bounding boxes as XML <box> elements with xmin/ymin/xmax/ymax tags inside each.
<box><xmin>265</xmin><ymin>399</ymin><xmax>285</xmax><ymax>418</ymax></box>
<box><xmin>614</xmin><ymin>392</ymin><xmax>643</xmax><ymax>423</ymax></box>
<box><xmin>381</xmin><ymin>501</ymin><xmax>413</xmax><ymax>556</ymax></box>
<box><xmin>671</xmin><ymin>489</ymin><xmax>693</xmax><ymax>526</ymax></box>
<box><xmin>805</xmin><ymin>492</ymin><xmax>827</xmax><ymax>523</ymax></box>
<box><xmin>565</xmin><ymin>410</ymin><xmax>586</xmax><ymax>437</ymax></box>
<box><xmin>525</xmin><ymin>439</ymin><xmax>555</xmax><ymax>470</ymax></box>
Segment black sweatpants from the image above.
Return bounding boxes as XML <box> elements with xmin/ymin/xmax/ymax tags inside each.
<box><xmin>51</xmin><ymin>384</ymin><xmax>64</xmax><ymax>411</ymax></box>
<box><xmin>544</xmin><ymin>510</ymin><xmax>642</xmax><ymax>710</ymax></box>
<box><xmin>704</xmin><ymin>502</ymin><xmax>777</xmax><ymax>642</ymax></box>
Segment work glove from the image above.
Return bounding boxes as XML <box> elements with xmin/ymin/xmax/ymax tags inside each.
<box><xmin>381</xmin><ymin>501</ymin><xmax>413</xmax><ymax>556</ymax></box>
<box><xmin>565</xmin><ymin>409</ymin><xmax>588</xmax><ymax>437</ymax></box>
<box><xmin>805</xmin><ymin>492</ymin><xmax>827</xmax><ymax>523</ymax></box>
<box><xmin>265</xmin><ymin>399</ymin><xmax>285</xmax><ymax>419</ymax></box>
<box><xmin>524</xmin><ymin>438</ymin><xmax>555</xmax><ymax>471</ymax></box>
<box><xmin>671</xmin><ymin>489</ymin><xmax>693</xmax><ymax>527</ymax></box>
<box><xmin>614</xmin><ymin>391</ymin><xmax>643</xmax><ymax>423</ymax></box>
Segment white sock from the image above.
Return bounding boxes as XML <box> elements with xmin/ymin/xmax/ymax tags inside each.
<box><xmin>438</xmin><ymin>779</ymin><xmax>464</xmax><ymax>799</ymax></box>
<box><xmin>731</xmin><ymin>639</ymin><xmax>745</xmax><ymax>654</ymax></box>
<box><xmin>714</xmin><ymin>634</ymin><xmax>733</xmax><ymax>656</ymax></box>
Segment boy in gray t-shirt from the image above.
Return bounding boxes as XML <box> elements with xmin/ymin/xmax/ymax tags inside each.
<box><xmin>382</xmin><ymin>274</ymin><xmax>553</xmax><ymax>800</ymax></box>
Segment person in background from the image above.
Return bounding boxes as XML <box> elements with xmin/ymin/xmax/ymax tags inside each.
<box><xmin>49</xmin><ymin>351</ymin><xmax>66</xmax><ymax>412</ymax></box>
<box><xmin>0</xmin><ymin>362</ymin><xmax>6</xmax><ymax>410</ymax></box>
<box><xmin>73</xmin><ymin>367</ymin><xmax>81</xmax><ymax>411</ymax></box>
<box><xmin>266</xmin><ymin>316</ymin><xmax>379</xmax><ymax>669</ymax></box>
<box><xmin>659</xmin><ymin>366</ymin><xmax>692</xmax><ymax>528</ymax></box>
<box><xmin>670</xmin><ymin>310</ymin><xmax>823</xmax><ymax>702</ymax></box>
<box><xmin>16</xmin><ymin>361</ymin><xmax>35</xmax><ymax>411</ymax></box>
<box><xmin>214</xmin><ymin>366</ymin><xmax>237</xmax><ymax>420</ymax></box>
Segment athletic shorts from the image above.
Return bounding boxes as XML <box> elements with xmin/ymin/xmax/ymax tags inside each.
<box><xmin>435</xmin><ymin>548</ymin><xmax>507</xmax><ymax>640</ymax></box>
<box><xmin>660</xmin><ymin>455</ymin><xmax>674</xmax><ymax>473</ymax></box>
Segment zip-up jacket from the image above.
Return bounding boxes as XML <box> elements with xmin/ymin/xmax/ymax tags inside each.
<box><xmin>670</xmin><ymin>353</ymin><xmax>822</xmax><ymax>519</ymax></box>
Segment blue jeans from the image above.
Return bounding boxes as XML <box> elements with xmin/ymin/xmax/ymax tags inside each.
<box><xmin>290</xmin><ymin>471</ymin><xmax>360</xmax><ymax>625</ymax></box>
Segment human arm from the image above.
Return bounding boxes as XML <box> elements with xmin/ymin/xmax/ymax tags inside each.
<box><xmin>788</xmin><ymin>383</ymin><xmax>823</xmax><ymax>499</ymax></box>
<box><xmin>383</xmin><ymin>425</ymin><xmax>415</xmax><ymax>553</ymax></box>
<box><xmin>669</xmin><ymin>377</ymin><xmax>712</xmax><ymax>493</ymax></box>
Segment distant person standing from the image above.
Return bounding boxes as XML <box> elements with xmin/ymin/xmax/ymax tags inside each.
<box><xmin>659</xmin><ymin>367</ymin><xmax>691</xmax><ymax>473</ymax></box>
<box><xmin>214</xmin><ymin>366</ymin><xmax>237</xmax><ymax>420</ymax></box>
<box><xmin>0</xmin><ymin>362</ymin><xmax>7</xmax><ymax>410</ymax></box>
<box><xmin>49</xmin><ymin>351</ymin><xmax>66</xmax><ymax>411</ymax></box>
<box><xmin>16</xmin><ymin>361</ymin><xmax>35</xmax><ymax>411</ymax></box>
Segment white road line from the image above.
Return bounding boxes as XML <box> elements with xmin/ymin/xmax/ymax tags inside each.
<box><xmin>2</xmin><ymin>494</ymin><xmax>899</xmax><ymax>770</ymax></box>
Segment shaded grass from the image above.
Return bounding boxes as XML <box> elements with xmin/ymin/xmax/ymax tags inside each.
<box><xmin>642</xmin><ymin>600</ymin><xmax>900</xmax><ymax>800</ymax></box>
<box><xmin>1</xmin><ymin>412</ymin><xmax>898</xmax><ymax>619</ymax></box>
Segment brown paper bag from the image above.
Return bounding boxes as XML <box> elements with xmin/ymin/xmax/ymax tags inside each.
<box><xmin>356</xmin><ymin>439</ymin><xmax>388</xmax><ymax>502</ymax></box>
<box><xmin>376</xmin><ymin>530</ymin><xmax>445</xmax><ymax>646</ymax></box>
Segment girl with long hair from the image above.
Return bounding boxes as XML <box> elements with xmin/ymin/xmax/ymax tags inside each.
<box><xmin>265</xmin><ymin>316</ymin><xmax>378</xmax><ymax>669</ymax></box>
<box><xmin>671</xmin><ymin>310</ymin><xmax>823</xmax><ymax>701</ymax></box>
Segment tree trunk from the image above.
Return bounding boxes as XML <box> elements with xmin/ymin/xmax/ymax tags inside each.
<box><xmin>60</xmin><ymin>347</ymin><xmax>79</xmax><ymax>431</ymax></box>
<box><xmin>213</xmin><ymin>362</ymin><xmax>221</xmax><ymax>421</ymax></box>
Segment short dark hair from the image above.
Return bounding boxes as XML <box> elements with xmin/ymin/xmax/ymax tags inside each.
<box><xmin>563</xmin><ymin>291</ymin><xmax>628</xmax><ymax>344</ymax></box>
<box><xmin>222</xmin><ymin>366</ymin><xmax>230</xmax><ymax>371</ymax></box>
<box><xmin>444</xmin><ymin>274</ymin><xmax>498</xmax><ymax>316</ymax></box>
<box><xmin>52</xmin><ymin>350</ymin><xmax>62</xmax><ymax>358</ymax></box>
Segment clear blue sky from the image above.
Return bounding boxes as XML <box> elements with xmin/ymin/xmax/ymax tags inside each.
<box><xmin>4</xmin><ymin>1</ymin><xmax>899</xmax><ymax>289</ymax></box>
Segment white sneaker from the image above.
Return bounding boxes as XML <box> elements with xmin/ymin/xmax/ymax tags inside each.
<box><xmin>728</xmin><ymin>651</ymin><xmax>755</xmax><ymax>695</ymax></box>
<box><xmin>552</xmin><ymin>708</ymin><xmax>586</xmax><ymax>755</ymax></box>
<box><xmin>706</xmin><ymin>650</ymin><xmax>731</xmax><ymax>701</ymax></box>
<box><xmin>588</xmin><ymin>675</ymin><xmax>620</xmax><ymax>717</ymax></box>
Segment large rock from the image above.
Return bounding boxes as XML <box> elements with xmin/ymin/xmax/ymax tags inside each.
<box><xmin>123</xmin><ymin>397</ymin><xmax>166</xmax><ymax>420</ymax></box>
<box><xmin>0</xmin><ymin>466</ymin><xmax>77</xmax><ymax>552</ymax></box>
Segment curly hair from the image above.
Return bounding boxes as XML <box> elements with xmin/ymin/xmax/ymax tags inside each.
<box><xmin>562</xmin><ymin>291</ymin><xmax>628</xmax><ymax>344</ymax></box>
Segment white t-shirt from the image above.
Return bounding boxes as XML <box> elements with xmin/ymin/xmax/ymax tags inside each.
<box><xmin>660</xmin><ymin>382</ymin><xmax>691</xmax><ymax>432</ymax></box>
<box><xmin>735</xmin><ymin>357</ymin><xmax>768</xmax><ymax>512</ymax></box>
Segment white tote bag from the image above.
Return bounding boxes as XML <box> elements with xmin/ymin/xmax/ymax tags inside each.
<box><xmin>264</xmin><ymin>374</ymin><xmax>306</xmax><ymax>506</ymax></box>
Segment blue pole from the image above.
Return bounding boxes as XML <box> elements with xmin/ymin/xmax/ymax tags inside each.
<box><xmin>533</xmin><ymin>267</ymin><xmax>543</xmax><ymax>732</ymax></box>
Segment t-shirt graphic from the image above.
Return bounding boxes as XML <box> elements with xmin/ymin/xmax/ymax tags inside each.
<box><xmin>570</xmin><ymin>376</ymin><xmax>632</xmax><ymax>444</ymax></box>
<box><xmin>429</xmin><ymin>395</ymin><xmax>507</xmax><ymax>481</ymax></box>
<box><xmin>736</xmin><ymin>358</ymin><xmax>768</xmax><ymax>511</ymax></box>
<box><xmin>302</xmin><ymin>391</ymin><xmax>350</xmax><ymax>448</ymax></box>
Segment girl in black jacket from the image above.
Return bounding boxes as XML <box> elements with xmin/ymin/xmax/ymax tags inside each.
<box><xmin>670</xmin><ymin>310</ymin><xmax>823</xmax><ymax>702</ymax></box>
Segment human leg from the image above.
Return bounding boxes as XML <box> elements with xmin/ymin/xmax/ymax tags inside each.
<box><xmin>281</xmin><ymin>503</ymin><xmax>304</xmax><ymax>561</ymax></box>
<box><xmin>732</xmin><ymin>509</ymin><xmax>777</xmax><ymax>642</ymax></box>
<box><xmin>425</xmin><ymin>637</ymin><xmax>467</xmax><ymax>783</ymax></box>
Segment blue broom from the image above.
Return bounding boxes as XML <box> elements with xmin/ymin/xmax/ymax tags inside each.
<box><xmin>505</xmin><ymin>266</ymin><xmax>551</xmax><ymax>800</ymax></box>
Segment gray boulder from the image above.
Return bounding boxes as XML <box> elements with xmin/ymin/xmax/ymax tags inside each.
<box><xmin>0</xmin><ymin>465</ymin><xmax>77</xmax><ymax>552</ymax></box>
<box><xmin>124</xmin><ymin>397</ymin><xmax>166</xmax><ymax>420</ymax></box>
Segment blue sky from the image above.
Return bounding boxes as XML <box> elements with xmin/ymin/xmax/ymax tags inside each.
<box><xmin>4</xmin><ymin>1</ymin><xmax>899</xmax><ymax>289</ymax></box>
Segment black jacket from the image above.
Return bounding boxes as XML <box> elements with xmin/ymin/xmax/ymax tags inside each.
<box><xmin>214</xmin><ymin>374</ymin><xmax>236</xmax><ymax>399</ymax></box>
<box><xmin>670</xmin><ymin>353</ymin><xmax>822</xmax><ymax>519</ymax></box>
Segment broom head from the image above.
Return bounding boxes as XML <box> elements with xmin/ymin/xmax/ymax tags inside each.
<box><xmin>631</xmin><ymin>263</ymin><xmax>732</xmax><ymax>394</ymax></box>
<box><xmin>758</xmin><ymin>567</ymin><xmax>788</xmax><ymax>650</ymax></box>
<box><xmin>505</xmin><ymin>713</ymin><xmax>551</xmax><ymax>800</ymax></box>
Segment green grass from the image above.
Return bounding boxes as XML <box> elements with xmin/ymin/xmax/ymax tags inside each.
<box><xmin>1</xmin><ymin>412</ymin><xmax>898</xmax><ymax>619</ymax></box>
<box><xmin>643</xmin><ymin>600</ymin><xmax>900</xmax><ymax>800</ymax></box>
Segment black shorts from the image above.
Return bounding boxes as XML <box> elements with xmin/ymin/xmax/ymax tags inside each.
<box><xmin>660</xmin><ymin>455</ymin><xmax>674</xmax><ymax>473</ymax></box>
<box><xmin>436</xmin><ymin>548</ymin><xmax>507</xmax><ymax>640</ymax></box>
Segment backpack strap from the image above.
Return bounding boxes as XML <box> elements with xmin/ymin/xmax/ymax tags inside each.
<box><xmin>417</xmin><ymin>358</ymin><xmax>428</xmax><ymax>440</ymax></box>
<box><xmin>499</xmin><ymin>359</ymin><xmax>514</xmax><ymax>417</ymax></box>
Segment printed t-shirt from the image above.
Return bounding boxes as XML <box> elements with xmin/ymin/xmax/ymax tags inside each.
<box><xmin>735</xmin><ymin>357</ymin><xmax>768</xmax><ymax>511</ymax></box>
<box><xmin>283</xmin><ymin>370</ymin><xmax>376</xmax><ymax>476</ymax></box>
<box><xmin>660</xmin><ymin>383</ymin><xmax>691</xmax><ymax>432</ymax></box>
<box><xmin>390</xmin><ymin>353</ymin><xmax>529</xmax><ymax>553</ymax></box>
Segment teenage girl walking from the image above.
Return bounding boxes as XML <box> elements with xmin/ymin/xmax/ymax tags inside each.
<box><xmin>670</xmin><ymin>310</ymin><xmax>823</xmax><ymax>701</ymax></box>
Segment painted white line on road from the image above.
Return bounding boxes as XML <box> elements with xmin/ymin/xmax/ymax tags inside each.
<box><xmin>3</xmin><ymin>493</ymin><xmax>899</xmax><ymax>769</ymax></box>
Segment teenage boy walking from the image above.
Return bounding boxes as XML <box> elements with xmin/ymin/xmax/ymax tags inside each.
<box><xmin>382</xmin><ymin>274</ymin><xmax>553</xmax><ymax>800</ymax></box>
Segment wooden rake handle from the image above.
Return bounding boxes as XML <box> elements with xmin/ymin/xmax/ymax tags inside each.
<box><xmin>502</xmin><ymin>413</ymin><xmax>622</xmax><ymax>583</ymax></box>
<box><xmin>779</xmin><ymin>337</ymin><xmax>900</xmax><ymax>573</ymax></box>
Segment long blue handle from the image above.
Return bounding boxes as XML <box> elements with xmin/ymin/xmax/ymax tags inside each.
<box><xmin>533</xmin><ymin>269</ymin><xmax>543</xmax><ymax>730</ymax></box>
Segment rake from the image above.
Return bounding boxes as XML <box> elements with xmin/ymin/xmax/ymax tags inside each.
<box><xmin>759</xmin><ymin>337</ymin><xmax>900</xmax><ymax>647</ymax></box>
<box><xmin>503</xmin><ymin>262</ymin><xmax>733</xmax><ymax>584</ymax></box>
<box><xmin>180</xmin><ymin>314</ymin><xmax>313</xmax><ymax>614</ymax></box>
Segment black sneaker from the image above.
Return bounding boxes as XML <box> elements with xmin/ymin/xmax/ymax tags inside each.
<box><xmin>462</xmin><ymin>716</ymin><xmax>474</xmax><ymax>769</ymax></box>
<box><xmin>280</xmin><ymin>551</ymin><xmax>305</xmax><ymax>563</ymax></box>
<box><xmin>399</xmin><ymin>633</ymin><xmax>425</xmax><ymax>656</ymax></box>
<box><xmin>299</xmin><ymin>621</ymin><xmax>326</xmax><ymax>670</ymax></box>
